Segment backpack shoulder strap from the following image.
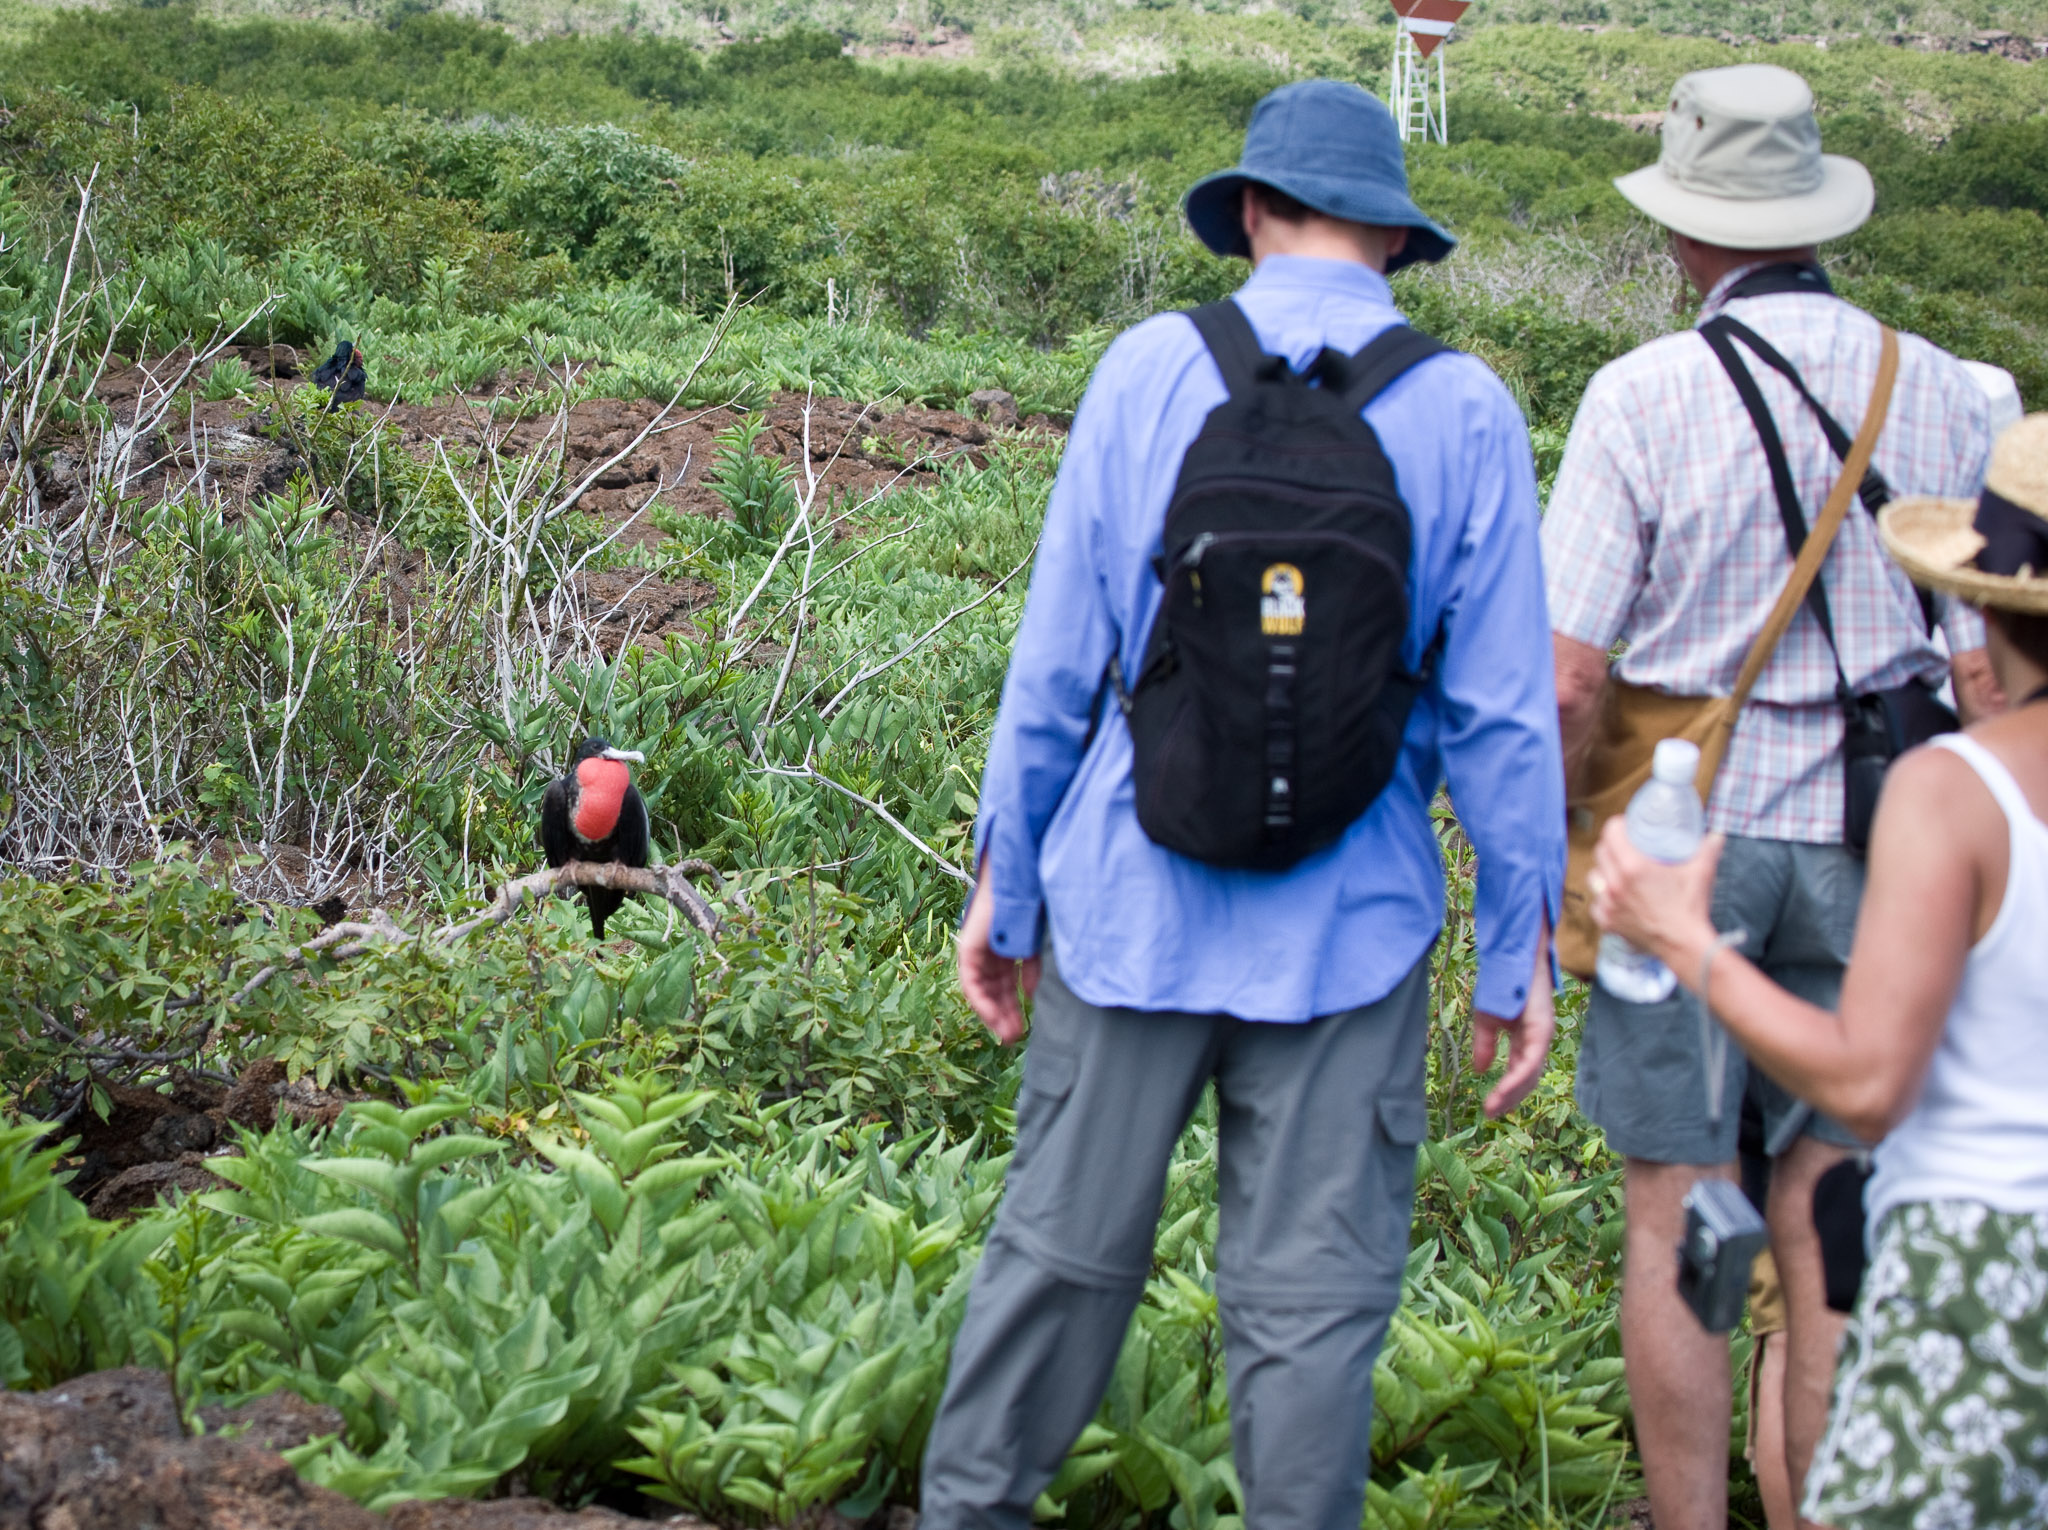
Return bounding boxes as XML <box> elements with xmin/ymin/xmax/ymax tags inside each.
<box><xmin>1337</xmin><ymin>325</ymin><xmax>1452</xmax><ymax>411</ymax></box>
<box><xmin>1185</xmin><ymin>300</ymin><xmax>1278</xmax><ymax>398</ymax></box>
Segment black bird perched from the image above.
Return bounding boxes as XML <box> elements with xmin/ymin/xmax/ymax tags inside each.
<box><xmin>540</xmin><ymin>737</ymin><xmax>649</xmax><ymax>939</ymax></box>
<box><xmin>311</xmin><ymin>340</ymin><xmax>367</xmax><ymax>407</ymax></box>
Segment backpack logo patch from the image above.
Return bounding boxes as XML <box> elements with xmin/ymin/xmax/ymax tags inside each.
<box><xmin>1260</xmin><ymin>563</ymin><xmax>1306</xmax><ymax>636</ymax></box>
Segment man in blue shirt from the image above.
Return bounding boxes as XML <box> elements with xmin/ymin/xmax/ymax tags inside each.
<box><xmin>921</xmin><ymin>81</ymin><xmax>1566</xmax><ymax>1530</ymax></box>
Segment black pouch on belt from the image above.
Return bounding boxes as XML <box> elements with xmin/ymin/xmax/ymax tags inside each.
<box><xmin>1842</xmin><ymin>679</ymin><xmax>1959</xmax><ymax>851</ymax></box>
<box><xmin>1812</xmin><ymin>1154</ymin><xmax>1874</xmax><ymax>1314</ymax></box>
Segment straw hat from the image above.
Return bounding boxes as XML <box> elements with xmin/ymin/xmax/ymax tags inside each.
<box><xmin>1881</xmin><ymin>414</ymin><xmax>2048</xmax><ymax>615</ymax></box>
<box><xmin>1614</xmin><ymin>64</ymin><xmax>1874</xmax><ymax>248</ymax></box>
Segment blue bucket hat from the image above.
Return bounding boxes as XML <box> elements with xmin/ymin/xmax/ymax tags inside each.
<box><xmin>1183</xmin><ymin>80</ymin><xmax>1455</xmax><ymax>273</ymax></box>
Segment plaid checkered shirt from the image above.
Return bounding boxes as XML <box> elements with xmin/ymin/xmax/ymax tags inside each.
<box><xmin>1542</xmin><ymin>265</ymin><xmax>1994</xmax><ymax>843</ymax></box>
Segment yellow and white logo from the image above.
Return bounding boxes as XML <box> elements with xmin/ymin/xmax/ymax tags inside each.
<box><xmin>1260</xmin><ymin>563</ymin><xmax>1305</xmax><ymax>636</ymax></box>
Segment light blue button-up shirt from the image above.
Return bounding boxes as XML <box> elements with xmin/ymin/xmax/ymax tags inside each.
<box><xmin>974</xmin><ymin>255</ymin><xmax>1564</xmax><ymax>1023</ymax></box>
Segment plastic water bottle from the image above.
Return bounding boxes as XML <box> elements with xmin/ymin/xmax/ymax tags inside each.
<box><xmin>1596</xmin><ymin>737</ymin><xmax>1706</xmax><ymax>1004</ymax></box>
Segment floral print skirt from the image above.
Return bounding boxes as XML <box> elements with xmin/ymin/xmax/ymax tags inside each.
<box><xmin>1806</xmin><ymin>1201</ymin><xmax>2048</xmax><ymax>1530</ymax></box>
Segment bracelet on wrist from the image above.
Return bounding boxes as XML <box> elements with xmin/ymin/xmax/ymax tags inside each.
<box><xmin>1696</xmin><ymin>928</ymin><xmax>1748</xmax><ymax>1009</ymax></box>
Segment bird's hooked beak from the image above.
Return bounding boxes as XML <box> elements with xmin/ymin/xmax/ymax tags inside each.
<box><xmin>601</xmin><ymin>747</ymin><xmax>645</xmax><ymax>764</ymax></box>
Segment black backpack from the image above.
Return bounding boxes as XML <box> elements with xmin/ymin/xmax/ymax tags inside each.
<box><xmin>1105</xmin><ymin>299</ymin><xmax>1451</xmax><ymax>871</ymax></box>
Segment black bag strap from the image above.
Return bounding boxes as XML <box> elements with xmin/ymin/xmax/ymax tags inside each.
<box><xmin>1336</xmin><ymin>324</ymin><xmax>1451</xmax><ymax>411</ymax></box>
<box><xmin>1186</xmin><ymin>300</ymin><xmax>1286</xmax><ymax>396</ymax></box>
<box><xmin>1706</xmin><ymin>278</ymin><xmax>1937</xmax><ymax>634</ymax></box>
<box><xmin>1723</xmin><ymin>260</ymin><xmax>1836</xmax><ymax>302</ymax></box>
<box><xmin>1708</xmin><ymin>317</ymin><xmax>1897</xmax><ymax>523</ymax></box>
<box><xmin>1701</xmin><ymin>323</ymin><xmax>1853</xmax><ymax>695</ymax></box>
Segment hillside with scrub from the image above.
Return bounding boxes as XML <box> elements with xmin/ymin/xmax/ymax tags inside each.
<box><xmin>0</xmin><ymin>4</ymin><xmax>2041</xmax><ymax>1526</ymax></box>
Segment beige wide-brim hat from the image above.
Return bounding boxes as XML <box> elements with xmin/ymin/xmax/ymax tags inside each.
<box><xmin>1615</xmin><ymin>64</ymin><xmax>1874</xmax><ymax>248</ymax></box>
<box><xmin>1881</xmin><ymin>414</ymin><xmax>2048</xmax><ymax>615</ymax></box>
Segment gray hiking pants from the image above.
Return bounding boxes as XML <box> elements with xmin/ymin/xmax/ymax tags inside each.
<box><xmin>919</xmin><ymin>950</ymin><xmax>1431</xmax><ymax>1530</ymax></box>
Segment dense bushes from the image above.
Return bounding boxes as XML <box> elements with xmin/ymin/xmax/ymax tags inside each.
<box><xmin>5</xmin><ymin>9</ymin><xmax>2046</xmax><ymax>381</ymax></box>
<box><xmin>0</xmin><ymin>375</ymin><xmax>1637</xmax><ymax>1522</ymax></box>
<box><xmin>0</xmin><ymin>1063</ymin><xmax>1637</xmax><ymax>1524</ymax></box>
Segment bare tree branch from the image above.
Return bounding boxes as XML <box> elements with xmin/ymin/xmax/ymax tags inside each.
<box><xmin>817</xmin><ymin>541</ymin><xmax>1036</xmax><ymax>718</ymax></box>
<box><xmin>232</xmin><ymin>860</ymin><xmax>728</xmax><ymax>1003</ymax></box>
<box><xmin>758</xmin><ymin>762</ymin><xmax>972</xmax><ymax>886</ymax></box>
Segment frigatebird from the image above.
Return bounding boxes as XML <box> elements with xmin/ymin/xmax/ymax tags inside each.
<box><xmin>312</xmin><ymin>340</ymin><xmax>367</xmax><ymax>407</ymax></box>
<box><xmin>539</xmin><ymin>737</ymin><xmax>649</xmax><ymax>939</ymax></box>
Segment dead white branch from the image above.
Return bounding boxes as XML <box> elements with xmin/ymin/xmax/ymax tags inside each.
<box><xmin>816</xmin><ymin>540</ymin><xmax>1037</xmax><ymax>718</ymax></box>
<box><xmin>759</xmin><ymin>762</ymin><xmax>972</xmax><ymax>886</ymax></box>
<box><xmin>233</xmin><ymin>859</ymin><xmax>728</xmax><ymax>1002</ymax></box>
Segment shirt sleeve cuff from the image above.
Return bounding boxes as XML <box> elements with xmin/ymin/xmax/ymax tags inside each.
<box><xmin>987</xmin><ymin>894</ymin><xmax>1044</xmax><ymax>959</ymax></box>
<box><xmin>1474</xmin><ymin>955</ymin><xmax>1537</xmax><ymax>1019</ymax></box>
<box><xmin>1473</xmin><ymin>885</ymin><xmax>1562</xmax><ymax>1019</ymax></box>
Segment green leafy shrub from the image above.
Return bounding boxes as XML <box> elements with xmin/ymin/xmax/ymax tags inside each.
<box><xmin>598</xmin><ymin>160</ymin><xmax>837</xmax><ymax>315</ymax></box>
<box><xmin>202</xmin><ymin>353</ymin><xmax>259</xmax><ymax>399</ymax></box>
<box><xmin>0</xmin><ymin>1077</ymin><xmax>1633</xmax><ymax>1524</ymax></box>
<box><xmin>0</xmin><ymin>1118</ymin><xmax>170</xmax><ymax>1388</ymax></box>
<box><xmin>707</xmin><ymin>415</ymin><xmax>799</xmax><ymax>543</ymax></box>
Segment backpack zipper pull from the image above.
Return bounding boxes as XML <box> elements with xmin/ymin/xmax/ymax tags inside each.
<box><xmin>1179</xmin><ymin>533</ymin><xmax>1215</xmax><ymax>608</ymax></box>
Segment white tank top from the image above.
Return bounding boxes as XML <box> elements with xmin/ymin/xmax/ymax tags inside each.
<box><xmin>1868</xmin><ymin>733</ymin><xmax>2048</xmax><ymax>1233</ymax></box>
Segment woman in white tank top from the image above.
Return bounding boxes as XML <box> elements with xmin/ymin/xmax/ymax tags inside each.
<box><xmin>1594</xmin><ymin>414</ymin><xmax>2048</xmax><ymax>1530</ymax></box>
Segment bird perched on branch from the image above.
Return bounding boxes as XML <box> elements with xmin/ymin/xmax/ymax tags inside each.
<box><xmin>311</xmin><ymin>340</ymin><xmax>367</xmax><ymax>408</ymax></box>
<box><xmin>540</xmin><ymin>737</ymin><xmax>649</xmax><ymax>939</ymax></box>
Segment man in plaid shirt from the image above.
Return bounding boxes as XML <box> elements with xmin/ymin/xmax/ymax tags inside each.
<box><xmin>1544</xmin><ymin>65</ymin><xmax>2001</xmax><ymax>1530</ymax></box>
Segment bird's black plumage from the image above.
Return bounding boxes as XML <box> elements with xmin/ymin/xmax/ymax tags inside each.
<box><xmin>540</xmin><ymin>736</ymin><xmax>649</xmax><ymax>939</ymax></box>
<box><xmin>312</xmin><ymin>340</ymin><xmax>367</xmax><ymax>407</ymax></box>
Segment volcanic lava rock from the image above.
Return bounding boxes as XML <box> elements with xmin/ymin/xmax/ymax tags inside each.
<box><xmin>966</xmin><ymin>389</ymin><xmax>1020</xmax><ymax>429</ymax></box>
<box><xmin>0</xmin><ymin>1370</ymin><xmax>379</xmax><ymax>1530</ymax></box>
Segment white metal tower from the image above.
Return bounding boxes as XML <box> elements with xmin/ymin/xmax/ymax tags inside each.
<box><xmin>1389</xmin><ymin>0</ymin><xmax>1467</xmax><ymax>145</ymax></box>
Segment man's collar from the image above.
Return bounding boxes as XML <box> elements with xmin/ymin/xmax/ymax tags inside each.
<box><xmin>1242</xmin><ymin>254</ymin><xmax>1394</xmax><ymax>304</ymax></box>
<box><xmin>1696</xmin><ymin>261</ymin><xmax>1774</xmax><ymax>325</ymax></box>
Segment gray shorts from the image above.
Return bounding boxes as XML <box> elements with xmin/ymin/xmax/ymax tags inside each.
<box><xmin>1576</xmin><ymin>835</ymin><xmax>1865</xmax><ymax>1165</ymax></box>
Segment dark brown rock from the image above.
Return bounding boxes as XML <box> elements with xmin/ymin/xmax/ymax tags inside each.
<box><xmin>38</xmin><ymin>1366</ymin><xmax>183</xmax><ymax>1439</ymax></box>
<box><xmin>68</xmin><ymin>1078</ymin><xmax>225</xmax><ymax>1197</ymax></box>
<box><xmin>382</xmin><ymin>1499</ymin><xmax>670</xmax><ymax>1528</ymax></box>
<box><xmin>221</xmin><ymin>1058</ymin><xmax>289</xmax><ymax>1133</ymax></box>
<box><xmin>138</xmin><ymin>1109</ymin><xmax>218</xmax><ymax>1161</ymax></box>
<box><xmin>966</xmin><ymin>389</ymin><xmax>1019</xmax><ymax>429</ymax></box>
<box><xmin>87</xmin><ymin>1156</ymin><xmax>225</xmax><ymax>1220</ymax></box>
<box><xmin>199</xmin><ymin>1390</ymin><xmax>347</xmax><ymax>1454</ymax></box>
<box><xmin>593</xmin><ymin>459</ymin><xmax>655</xmax><ymax>489</ymax></box>
<box><xmin>0</xmin><ymin>1371</ymin><xmax>378</xmax><ymax>1530</ymax></box>
<box><xmin>241</xmin><ymin>345</ymin><xmax>302</xmax><ymax>380</ymax></box>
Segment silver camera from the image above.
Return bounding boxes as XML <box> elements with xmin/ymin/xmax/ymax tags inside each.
<box><xmin>1676</xmin><ymin>1177</ymin><xmax>1769</xmax><ymax>1333</ymax></box>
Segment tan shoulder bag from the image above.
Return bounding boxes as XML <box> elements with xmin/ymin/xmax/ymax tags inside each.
<box><xmin>1556</xmin><ymin>326</ymin><xmax>1899</xmax><ymax>978</ymax></box>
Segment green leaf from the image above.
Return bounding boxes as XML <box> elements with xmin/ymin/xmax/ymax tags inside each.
<box><xmin>298</xmin><ymin>1209</ymin><xmax>409</xmax><ymax>1261</ymax></box>
<box><xmin>305</xmin><ymin>1157</ymin><xmax>415</xmax><ymax>1210</ymax></box>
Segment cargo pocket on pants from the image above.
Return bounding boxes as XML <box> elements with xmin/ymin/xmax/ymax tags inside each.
<box><xmin>1010</xmin><ymin>1025</ymin><xmax>1079</xmax><ymax>1179</ymax></box>
<box><xmin>1372</xmin><ymin>1093</ymin><xmax>1428</xmax><ymax>1254</ymax></box>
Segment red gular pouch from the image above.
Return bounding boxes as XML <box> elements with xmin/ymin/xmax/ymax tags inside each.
<box><xmin>573</xmin><ymin>757</ymin><xmax>631</xmax><ymax>842</ymax></box>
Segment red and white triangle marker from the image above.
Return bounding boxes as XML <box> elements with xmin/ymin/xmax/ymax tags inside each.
<box><xmin>1391</xmin><ymin>0</ymin><xmax>1469</xmax><ymax>57</ymax></box>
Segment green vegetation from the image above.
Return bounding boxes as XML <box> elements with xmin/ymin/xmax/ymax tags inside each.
<box><xmin>2</xmin><ymin>0</ymin><xmax>2044</xmax><ymax>52</ymax></box>
<box><xmin>0</xmin><ymin>339</ymin><xmax>1643</xmax><ymax>1517</ymax></box>
<box><xmin>0</xmin><ymin>3</ymin><xmax>2033</xmax><ymax>1524</ymax></box>
<box><xmin>6</xmin><ymin>10</ymin><xmax>2044</xmax><ymax>405</ymax></box>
